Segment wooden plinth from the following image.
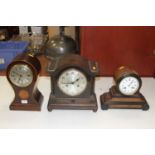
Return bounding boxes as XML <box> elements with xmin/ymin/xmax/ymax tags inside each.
<box><xmin>100</xmin><ymin>86</ymin><xmax>149</xmax><ymax>110</ymax></box>
<box><xmin>47</xmin><ymin>94</ymin><xmax>98</xmax><ymax>112</ymax></box>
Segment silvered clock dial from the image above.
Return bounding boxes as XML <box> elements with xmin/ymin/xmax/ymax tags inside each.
<box><xmin>58</xmin><ymin>68</ymin><xmax>87</xmax><ymax>96</ymax></box>
<box><xmin>9</xmin><ymin>64</ymin><xmax>33</xmax><ymax>87</ymax></box>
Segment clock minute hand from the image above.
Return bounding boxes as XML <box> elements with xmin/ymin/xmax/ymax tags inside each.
<box><xmin>61</xmin><ymin>82</ymin><xmax>72</xmax><ymax>84</ymax></box>
<box><xmin>61</xmin><ymin>81</ymin><xmax>74</xmax><ymax>84</ymax></box>
<box><xmin>62</xmin><ymin>78</ymin><xmax>80</xmax><ymax>84</ymax></box>
<box><xmin>13</xmin><ymin>71</ymin><xmax>21</xmax><ymax>77</ymax></box>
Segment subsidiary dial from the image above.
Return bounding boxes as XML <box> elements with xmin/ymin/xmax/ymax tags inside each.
<box><xmin>58</xmin><ymin>68</ymin><xmax>87</xmax><ymax>96</ymax></box>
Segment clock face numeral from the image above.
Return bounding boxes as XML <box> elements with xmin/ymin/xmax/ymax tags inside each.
<box><xmin>9</xmin><ymin>64</ymin><xmax>33</xmax><ymax>87</ymax></box>
<box><xmin>58</xmin><ymin>68</ymin><xmax>87</xmax><ymax>96</ymax></box>
<box><xmin>119</xmin><ymin>76</ymin><xmax>140</xmax><ymax>95</ymax></box>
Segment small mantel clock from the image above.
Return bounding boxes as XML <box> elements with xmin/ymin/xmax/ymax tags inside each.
<box><xmin>100</xmin><ymin>66</ymin><xmax>149</xmax><ymax>110</ymax></box>
<box><xmin>6</xmin><ymin>53</ymin><xmax>43</xmax><ymax>111</ymax></box>
<box><xmin>47</xmin><ymin>54</ymin><xmax>99</xmax><ymax>112</ymax></box>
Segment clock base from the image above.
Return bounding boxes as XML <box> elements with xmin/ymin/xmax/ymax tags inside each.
<box><xmin>47</xmin><ymin>93</ymin><xmax>98</xmax><ymax>112</ymax></box>
<box><xmin>100</xmin><ymin>86</ymin><xmax>149</xmax><ymax>110</ymax></box>
<box><xmin>9</xmin><ymin>89</ymin><xmax>43</xmax><ymax>111</ymax></box>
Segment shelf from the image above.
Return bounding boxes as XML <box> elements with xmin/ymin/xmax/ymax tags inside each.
<box><xmin>0</xmin><ymin>77</ymin><xmax>155</xmax><ymax>128</ymax></box>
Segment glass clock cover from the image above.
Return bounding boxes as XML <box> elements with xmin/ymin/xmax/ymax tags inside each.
<box><xmin>119</xmin><ymin>76</ymin><xmax>140</xmax><ymax>95</ymax></box>
<box><xmin>9</xmin><ymin>64</ymin><xmax>33</xmax><ymax>87</ymax></box>
<box><xmin>58</xmin><ymin>68</ymin><xmax>87</xmax><ymax>96</ymax></box>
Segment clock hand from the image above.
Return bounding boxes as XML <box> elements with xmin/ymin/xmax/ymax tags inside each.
<box><xmin>62</xmin><ymin>78</ymin><xmax>80</xmax><ymax>84</ymax></box>
<box><xmin>18</xmin><ymin>74</ymin><xmax>23</xmax><ymax>83</ymax></box>
<box><xmin>13</xmin><ymin>71</ymin><xmax>21</xmax><ymax>77</ymax></box>
<box><xmin>61</xmin><ymin>82</ymin><xmax>72</xmax><ymax>84</ymax></box>
<box><xmin>72</xmin><ymin>78</ymin><xmax>80</xmax><ymax>84</ymax></box>
<box><xmin>128</xmin><ymin>81</ymin><xmax>133</xmax><ymax>87</ymax></box>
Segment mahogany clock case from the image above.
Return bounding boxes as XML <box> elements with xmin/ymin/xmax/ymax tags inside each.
<box><xmin>6</xmin><ymin>53</ymin><xmax>43</xmax><ymax>111</ymax></box>
<box><xmin>100</xmin><ymin>66</ymin><xmax>149</xmax><ymax>111</ymax></box>
<box><xmin>100</xmin><ymin>86</ymin><xmax>149</xmax><ymax>110</ymax></box>
<box><xmin>47</xmin><ymin>54</ymin><xmax>99</xmax><ymax>112</ymax></box>
<box><xmin>114</xmin><ymin>67</ymin><xmax>142</xmax><ymax>96</ymax></box>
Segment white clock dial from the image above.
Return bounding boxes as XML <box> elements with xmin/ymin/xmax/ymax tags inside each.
<box><xmin>58</xmin><ymin>68</ymin><xmax>87</xmax><ymax>96</ymax></box>
<box><xmin>9</xmin><ymin>64</ymin><xmax>33</xmax><ymax>87</ymax></box>
<box><xmin>119</xmin><ymin>76</ymin><xmax>140</xmax><ymax>95</ymax></box>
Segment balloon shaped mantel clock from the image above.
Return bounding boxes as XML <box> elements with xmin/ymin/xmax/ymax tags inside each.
<box><xmin>6</xmin><ymin>53</ymin><xmax>43</xmax><ymax>111</ymax></box>
<box><xmin>100</xmin><ymin>66</ymin><xmax>149</xmax><ymax>110</ymax></box>
<box><xmin>47</xmin><ymin>54</ymin><xmax>99</xmax><ymax>112</ymax></box>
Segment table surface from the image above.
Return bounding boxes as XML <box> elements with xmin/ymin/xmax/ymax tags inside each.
<box><xmin>0</xmin><ymin>76</ymin><xmax>155</xmax><ymax>129</ymax></box>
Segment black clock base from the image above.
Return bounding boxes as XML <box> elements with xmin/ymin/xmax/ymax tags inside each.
<box><xmin>9</xmin><ymin>89</ymin><xmax>43</xmax><ymax>111</ymax></box>
<box><xmin>100</xmin><ymin>86</ymin><xmax>149</xmax><ymax>110</ymax></box>
<box><xmin>47</xmin><ymin>93</ymin><xmax>98</xmax><ymax>112</ymax></box>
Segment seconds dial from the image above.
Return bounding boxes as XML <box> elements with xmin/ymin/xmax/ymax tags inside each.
<box><xmin>119</xmin><ymin>76</ymin><xmax>140</xmax><ymax>95</ymax></box>
<box><xmin>58</xmin><ymin>68</ymin><xmax>87</xmax><ymax>96</ymax></box>
<box><xmin>9</xmin><ymin>64</ymin><xmax>33</xmax><ymax>87</ymax></box>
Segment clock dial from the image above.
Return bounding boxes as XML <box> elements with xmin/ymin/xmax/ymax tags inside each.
<box><xmin>9</xmin><ymin>64</ymin><xmax>33</xmax><ymax>87</ymax></box>
<box><xmin>119</xmin><ymin>76</ymin><xmax>140</xmax><ymax>95</ymax></box>
<box><xmin>58</xmin><ymin>68</ymin><xmax>87</xmax><ymax>96</ymax></box>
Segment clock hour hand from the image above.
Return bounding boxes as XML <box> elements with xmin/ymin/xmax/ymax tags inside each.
<box><xmin>72</xmin><ymin>78</ymin><xmax>80</xmax><ymax>84</ymax></box>
<box><xmin>128</xmin><ymin>81</ymin><xmax>133</xmax><ymax>87</ymax></box>
<box><xmin>18</xmin><ymin>74</ymin><xmax>23</xmax><ymax>82</ymax></box>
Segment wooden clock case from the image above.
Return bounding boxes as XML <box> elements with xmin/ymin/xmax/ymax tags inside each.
<box><xmin>100</xmin><ymin>86</ymin><xmax>149</xmax><ymax>110</ymax></box>
<box><xmin>6</xmin><ymin>53</ymin><xmax>43</xmax><ymax>111</ymax></box>
<box><xmin>100</xmin><ymin>66</ymin><xmax>149</xmax><ymax>110</ymax></box>
<box><xmin>47</xmin><ymin>54</ymin><xmax>99</xmax><ymax>112</ymax></box>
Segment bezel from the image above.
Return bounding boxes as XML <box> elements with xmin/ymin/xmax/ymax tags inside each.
<box><xmin>8</xmin><ymin>63</ymin><xmax>33</xmax><ymax>87</ymax></box>
<box><xmin>57</xmin><ymin>68</ymin><xmax>88</xmax><ymax>96</ymax></box>
<box><xmin>117</xmin><ymin>73</ymin><xmax>142</xmax><ymax>96</ymax></box>
<box><xmin>7</xmin><ymin>61</ymin><xmax>37</xmax><ymax>88</ymax></box>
